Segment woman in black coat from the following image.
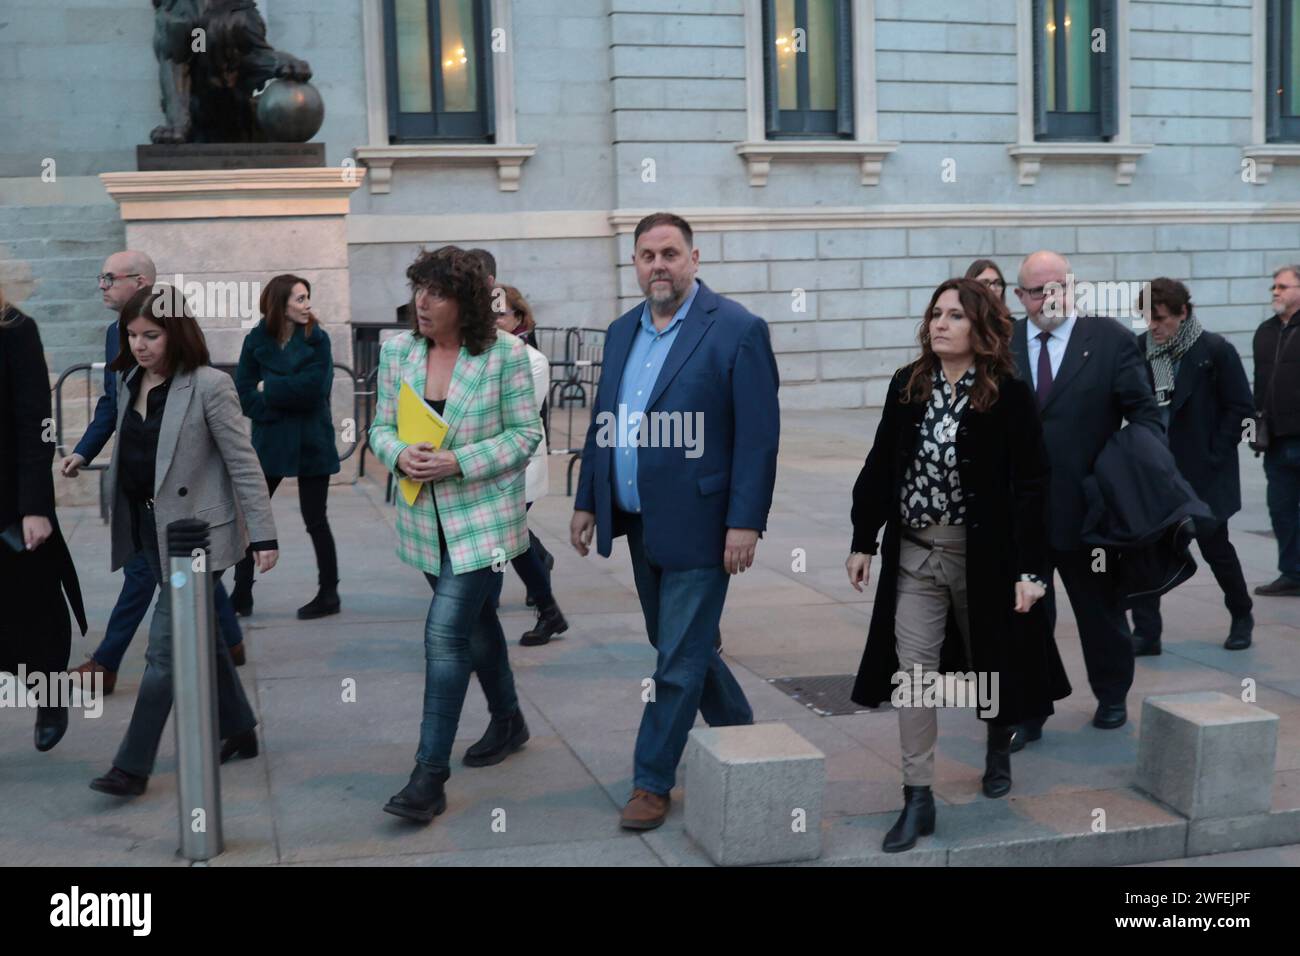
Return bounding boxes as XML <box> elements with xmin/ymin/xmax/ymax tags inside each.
<box><xmin>0</xmin><ymin>295</ymin><xmax>87</xmax><ymax>752</ymax></box>
<box><xmin>846</xmin><ymin>278</ymin><xmax>1070</xmax><ymax>853</ymax></box>
<box><xmin>232</xmin><ymin>274</ymin><xmax>342</xmax><ymax>620</ymax></box>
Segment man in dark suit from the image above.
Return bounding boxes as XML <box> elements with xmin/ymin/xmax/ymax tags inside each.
<box><xmin>1010</xmin><ymin>251</ymin><xmax>1163</xmax><ymax>735</ymax></box>
<box><xmin>1133</xmin><ymin>278</ymin><xmax>1255</xmax><ymax>652</ymax></box>
<box><xmin>571</xmin><ymin>212</ymin><xmax>780</xmax><ymax>830</ymax></box>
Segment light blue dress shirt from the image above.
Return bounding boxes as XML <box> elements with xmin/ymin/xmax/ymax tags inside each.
<box><xmin>613</xmin><ymin>280</ymin><xmax>700</xmax><ymax>513</ymax></box>
<box><xmin>1026</xmin><ymin>314</ymin><xmax>1077</xmax><ymax>391</ymax></box>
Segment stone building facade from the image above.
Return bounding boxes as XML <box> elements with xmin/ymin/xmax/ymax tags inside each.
<box><xmin>2</xmin><ymin>0</ymin><xmax>1297</xmax><ymax>408</ymax></box>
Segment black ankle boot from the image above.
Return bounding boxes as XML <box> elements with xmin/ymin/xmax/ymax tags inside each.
<box><xmin>384</xmin><ymin>764</ymin><xmax>449</xmax><ymax>823</ymax></box>
<box><xmin>982</xmin><ymin>724</ymin><xmax>1013</xmax><ymax>798</ymax></box>
<box><xmin>1224</xmin><ymin>613</ymin><xmax>1253</xmax><ymax>650</ymax></box>
<box><xmin>463</xmin><ymin>710</ymin><xmax>530</xmax><ymax>767</ymax></box>
<box><xmin>219</xmin><ymin>728</ymin><xmax>259</xmax><ymax>764</ymax></box>
<box><xmin>882</xmin><ymin>785</ymin><xmax>935</xmax><ymax>853</ymax></box>
<box><xmin>34</xmin><ymin>705</ymin><xmax>69</xmax><ymax>752</ymax></box>
<box><xmin>297</xmin><ymin>586</ymin><xmax>340</xmax><ymax>620</ymax></box>
<box><xmin>520</xmin><ymin>600</ymin><xmax>567</xmax><ymax>646</ymax></box>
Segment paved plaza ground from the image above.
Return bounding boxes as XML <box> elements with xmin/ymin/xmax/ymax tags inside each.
<box><xmin>2</xmin><ymin>409</ymin><xmax>1298</xmax><ymax>867</ymax></box>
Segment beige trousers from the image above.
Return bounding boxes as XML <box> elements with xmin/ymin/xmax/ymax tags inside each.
<box><xmin>893</xmin><ymin>523</ymin><xmax>972</xmax><ymax>786</ymax></box>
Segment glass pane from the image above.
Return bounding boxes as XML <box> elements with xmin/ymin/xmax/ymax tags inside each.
<box><xmin>396</xmin><ymin>0</ymin><xmax>433</xmax><ymax>113</ymax></box>
<box><xmin>440</xmin><ymin>0</ymin><xmax>478</xmax><ymax>113</ymax></box>
<box><xmin>807</xmin><ymin>0</ymin><xmax>837</xmax><ymax>111</ymax></box>
<box><xmin>775</xmin><ymin>0</ymin><xmax>797</xmax><ymax>111</ymax></box>
<box><xmin>1289</xmin><ymin>0</ymin><xmax>1300</xmax><ymax>116</ymax></box>
<box><xmin>1064</xmin><ymin>0</ymin><xmax>1094</xmax><ymax>112</ymax></box>
<box><xmin>1044</xmin><ymin>0</ymin><xmax>1057</xmax><ymax>110</ymax></box>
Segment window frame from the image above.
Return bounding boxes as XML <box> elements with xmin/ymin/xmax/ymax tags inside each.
<box><xmin>1267</xmin><ymin>0</ymin><xmax>1300</xmax><ymax>141</ymax></box>
<box><xmin>381</xmin><ymin>0</ymin><xmax>495</xmax><ymax>144</ymax></box>
<box><xmin>760</xmin><ymin>0</ymin><xmax>855</xmax><ymax>140</ymax></box>
<box><xmin>1032</xmin><ymin>0</ymin><xmax>1117</xmax><ymax>142</ymax></box>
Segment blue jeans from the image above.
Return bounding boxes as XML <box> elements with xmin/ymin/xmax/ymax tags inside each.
<box><xmin>416</xmin><ymin>544</ymin><xmax>520</xmax><ymax>771</ymax></box>
<box><xmin>624</xmin><ymin>514</ymin><xmax>753</xmax><ymax>795</ymax></box>
<box><xmin>93</xmin><ymin>555</ymin><xmax>242</xmax><ymax>672</ymax></box>
<box><xmin>1264</xmin><ymin>436</ymin><xmax>1300</xmax><ymax>579</ymax></box>
<box><xmin>93</xmin><ymin>552</ymin><xmax>155</xmax><ymax>671</ymax></box>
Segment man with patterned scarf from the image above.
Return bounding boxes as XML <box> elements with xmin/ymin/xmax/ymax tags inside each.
<box><xmin>1132</xmin><ymin>278</ymin><xmax>1256</xmax><ymax>653</ymax></box>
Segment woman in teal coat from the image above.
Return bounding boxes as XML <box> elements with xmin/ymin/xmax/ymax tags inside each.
<box><xmin>233</xmin><ymin>274</ymin><xmax>341</xmax><ymax>619</ymax></box>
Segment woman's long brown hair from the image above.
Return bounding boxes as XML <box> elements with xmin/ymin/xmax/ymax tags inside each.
<box><xmin>901</xmin><ymin>277</ymin><xmax>1015</xmax><ymax>413</ymax></box>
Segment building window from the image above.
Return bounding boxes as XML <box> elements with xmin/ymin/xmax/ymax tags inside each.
<box><xmin>1032</xmin><ymin>0</ymin><xmax>1117</xmax><ymax>140</ymax></box>
<box><xmin>761</xmin><ymin>0</ymin><xmax>854</xmax><ymax>138</ymax></box>
<box><xmin>1268</xmin><ymin>0</ymin><xmax>1300</xmax><ymax>141</ymax></box>
<box><xmin>383</xmin><ymin>0</ymin><xmax>493</xmax><ymax>142</ymax></box>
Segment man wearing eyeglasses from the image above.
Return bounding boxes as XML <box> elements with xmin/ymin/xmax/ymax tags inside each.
<box><xmin>1252</xmin><ymin>265</ymin><xmax>1300</xmax><ymax>596</ymax></box>
<box><xmin>1009</xmin><ymin>250</ymin><xmax>1162</xmax><ymax>739</ymax></box>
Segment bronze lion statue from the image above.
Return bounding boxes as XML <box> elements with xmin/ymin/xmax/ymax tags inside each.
<box><xmin>150</xmin><ymin>0</ymin><xmax>313</xmax><ymax>143</ymax></box>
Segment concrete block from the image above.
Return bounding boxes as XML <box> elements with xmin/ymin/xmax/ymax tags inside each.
<box><xmin>1136</xmin><ymin>692</ymin><xmax>1279</xmax><ymax>820</ymax></box>
<box><xmin>1186</xmin><ymin>809</ymin><xmax>1300</xmax><ymax>857</ymax></box>
<box><xmin>684</xmin><ymin>723</ymin><xmax>825</xmax><ymax>866</ymax></box>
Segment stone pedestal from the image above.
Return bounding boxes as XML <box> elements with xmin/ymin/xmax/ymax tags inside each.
<box><xmin>1136</xmin><ymin>692</ymin><xmax>1278</xmax><ymax>819</ymax></box>
<box><xmin>99</xmin><ymin>167</ymin><xmax>365</xmax><ymax>368</ymax></box>
<box><xmin>684</xmin><ymin>723</ymin><xmax>825</xmax><ymax>866</ymax></box>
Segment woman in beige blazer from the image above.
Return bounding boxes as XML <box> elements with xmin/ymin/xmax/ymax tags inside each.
<box><xmin>89</xmin><ymin>286</ymin><xmax>279</xmax><ymax>799</ymax></box>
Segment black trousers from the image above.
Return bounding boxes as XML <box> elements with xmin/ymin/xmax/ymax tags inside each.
<box><xmin>1043</xmin><ymin>548</ymin><xmax>1134</xmax><ymax>707</ymax></box>
<box><xmin>234</xmin><ymin>474</ymin><xmax>338</xmax><ymax>591</ymax></box>
<box><xmin>1131</xmin><ymin>518</ymin><xmax>1253</xmax><ymax>638</ymax></box>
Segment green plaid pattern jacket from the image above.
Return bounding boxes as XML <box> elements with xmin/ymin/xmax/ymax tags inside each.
<box><xmin>369</xmin><ymin>330</ymin><xmax>542</xmax><ymax>576</ymax></box>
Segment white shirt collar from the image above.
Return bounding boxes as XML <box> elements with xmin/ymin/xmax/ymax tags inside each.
<box><xmin>1029</xmin><ymin>313</ymin><xmax>1077</xmax><ymax>341</ymax></box>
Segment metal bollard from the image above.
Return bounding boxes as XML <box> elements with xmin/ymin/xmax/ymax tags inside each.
<box><xmin>166</xmin><ymin>518</ymin><xmax>224</xmax><ymax>861</ymax></box>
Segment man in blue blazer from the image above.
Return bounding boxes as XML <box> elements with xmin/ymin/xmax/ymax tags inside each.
<box><xmin>571</xmin><ymin>212</ymin><xmax>780</xmax><ymax>830</ymax></box>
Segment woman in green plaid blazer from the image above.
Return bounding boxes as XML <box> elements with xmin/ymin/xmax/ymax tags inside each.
<box><xmin>369</xmin><ymin>247</ymin><xmax>542</xmax><ymax>824</ymax></box>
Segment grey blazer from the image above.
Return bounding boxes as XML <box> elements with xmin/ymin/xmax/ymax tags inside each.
<box><xmin>108</xmin><ymin>365</ymin><xmax>277</xmax><ymax>572</ymax></box>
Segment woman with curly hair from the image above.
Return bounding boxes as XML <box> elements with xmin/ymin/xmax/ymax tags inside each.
<box><xmin>369</xmin><ymin>246</ymin><xmax>542</xmax><ymax>824</ymax></box>
<box><xmin>845</xmin><ymin>277</ymin><xmax>1070</xmax><ymax>853</ymax></box>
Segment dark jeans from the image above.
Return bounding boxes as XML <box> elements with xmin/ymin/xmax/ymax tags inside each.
<box><xmin>1043</xmin><ymin>548</ymin><xmax>1134</xmax><ymax>707</ymax></box>
<box><xmin>113</xmin><ymin>504</ymin><xmax>257</xmax><ymax>778</ymax></box>
<box><xmin>1131</xmin><ymin>518</ymin><xmax>1253</xmax><ymax>638</ymax></box>
<box><xmin>93</xmin><ymin>554</ymin><xmax>241</xmax><ymax>673</ymax></box>
<box><xmin>1264</xmin><ymin>435</ymin><xmax>1300</xmax><ymax>578</ymax></box>
<box><xmin>234</xmin><ymin>474</ymin><xmax>338</xmax><ymax>591</ymax></box>
<box><xmin>624</xmin><ymin>513</ymin><xmax>753</xmax><ymax>795</ymax></box>
<box><xmin>415</xmin><ymin>541</ymin><xmax>520</xmax><ymax>772</ymax></box>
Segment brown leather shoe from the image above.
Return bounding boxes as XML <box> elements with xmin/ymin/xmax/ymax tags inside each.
<box><xmin>620</xmin><ymin>788</ymin><xmax>670</xmax><ymax>830</ymax></box>
<box><xmin>229</xmin><ymin>643</ymin><xmax>246</xmax><ymax>667</ymax></box>
<box><xmin>70</xmin><ymin>659</ymin><xmax>115</xmax><ymax>696</ymax></box>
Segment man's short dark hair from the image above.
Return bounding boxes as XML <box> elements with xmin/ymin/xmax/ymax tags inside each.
<box><xmin>633</xmin><ymin>212</ymin><xmax>693</xmax><ymax>250</ymax></box>
<box><xmin>1138</xmin><ymin>277</ymin><xmax>1193</xmax><ymax>319</ymax></box>
<box><xmin>467</xmin><ymin>248</ymin><xmax>497</xmax><ymax>279</ymax></box>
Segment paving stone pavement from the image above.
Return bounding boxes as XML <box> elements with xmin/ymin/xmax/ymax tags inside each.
<box><xmin>2</xmin><ymin>410</ymin><xmax>1297</xmax><ymax>867</ymax></box>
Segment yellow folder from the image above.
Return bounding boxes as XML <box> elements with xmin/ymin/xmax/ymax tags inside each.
<box><xmin>397</xmin><ymin>379</ymin><xmax>450</xmax><ymax>506</ymax></box>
